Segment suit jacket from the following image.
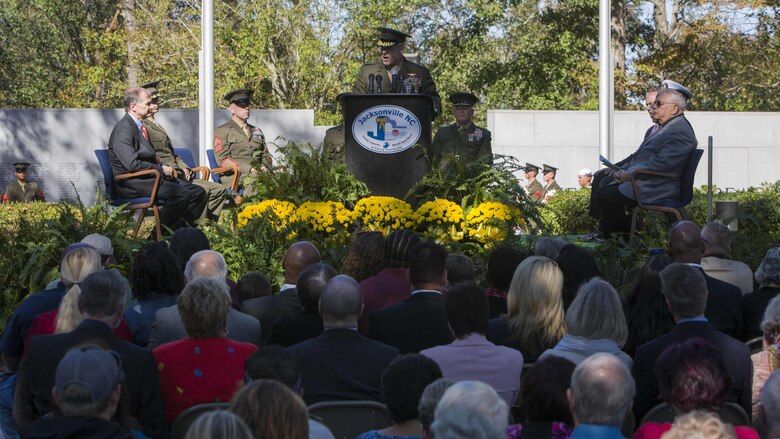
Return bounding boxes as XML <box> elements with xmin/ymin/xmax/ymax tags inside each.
<box><xmin>13</xmin><ymin>319</ymin><xmax>168</xmax><ymax>439</ymax></box>
<box><xmin>632</xmin><ymin>320</ymin><xmax>752</xmax><ymax>421</ymax></box>
<box><xmin>616</xmin><ymin>114</ymin><xmax>697</xmax><ymax>203</ymax></box>
<box><xmin>701</xmin><ymin>256</ymin><xmax>754</xmax><ymax>295</ymax></box>
<box><xmin>420</xmin><ymin>333</ymin><xmax>523</xmax><ymax>406</ymax></box>
<box><xmin>358</xmin><ymin>268</ymin><xmax>412</xmax><ymax>334</ymax></box>
<box><xmin>108</xmin><ymin>113</ymin><xmax>165</xmax><ymax>199</ymax></box>
<box><xmin>241</xmin><ymin>288</ymin><xmax>302</xmax><ymax>345</ymax></box>
<box><xmin>287</xmin><ymin>328</ymin><xmax>399</xmax><ymax>405</ymax></box>
<box><xmin>267</xmin><ymin>311</ymin><xmax>324</xmax><ymax>347</ymax></box>
<box><xmin>742</xmin><ymin>287</ymin><xmax>780</xmax><ymax>341</ymax></box>
<box><xmin>704</xmin><ymin>272</ymin><xmax>744</xmax><ymax>339</ymax></box>
<box><xmin>352</xmin><ymin>58</ymin><xmax>441</xmax><ymax>116</ymax></box>
<box><xmin>146</xmin><ymin>305</ymin><xmax>261</xmax><ymax>349</ymax></box>
<box><xmin>368</xmin><ymin>290</ymin><xmax>454</xmax><ymax>353</ymax></box>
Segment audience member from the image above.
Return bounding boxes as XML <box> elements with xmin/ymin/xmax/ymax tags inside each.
<box><xmin>236</xmin><ymin>271</ymin><xmax>272</xmax><ymax>304</ymax></box>
<box><xmin>701</xmin><ymin>222</ymin><xmax>754</xmax><ymax>295</ymax></box>
<box><xmin>359</xmin><ymin>230</ymin><xmax>420</xmax><ymax>333</ymax></box>
<box><xmin>534</xmin><ymin>237</ymin><xmax>567</xmax><ymax>260</ymax></box>
<box><xmin>487</xmin><ymin>256</ymin><xmax>565</xmax><ymax>362</ymax></box>
<box><xmin>540</xmin><ymin>278</ymin><xmax>632</xmax><ymax>368</ymax></box>
<box><xmin>357</xmin><ymin>354</ymin><xmax>443</xmax><ymax>439</ymax></box>
<box><xmin>421</xmin><ymin>282</ymin><xmax>523</xmax><ymax>406</ymax></box>
<box><xmin>123</xmin><ymin>242</ymin><xmax>183</xmax><ymax>347</ymax></box>
<box><xmin>758</xmin><ymin>371</ymin><xmax>780</xmax><ymax>439</ymax></box>
<box><xmin>431</xmin><ymin>380</ymin><xmax>509</xmax><ymax>439</ymax></box>
<box><xmin>230</xmin><ymin>380</ymin><xmax>309</xmax><ymax>439</ymax></box>
<box><xmin>632</xmin><ymin>263</ymin><xmax>751</xmax><ymax>421</ymax></box>
<box><xmin>268</xmin><ymin>263</ymin><xmax>337</xmax><ymax>346</ymax></box>
<box><xmin>184</xmin><ymin>410</ymin><xmax>253</xmax><ymax>439</ymax></box>
<box><xmin>484</xmin><ymin>246</ymin><xmax>526</xmax><ymax>318</ymax></box>
<box><xmin>342</xmin><ymin>231</ymin><xmax>385</xmax><ymax>282</ymax></box>
<box><xmin>659</xmin><ymin>411</ymin><xmax>738</xmax><ymax>439</ymax></box>
<box><xmin>16</xmin><ymin>346</ymin><xmax>134</xmax><ymax>439</ymax></box>
<box><xmin>14</xmin><ymin>269</ymin><xmax>168</xmax><ymax>439</ymax></box>
<box><xmin>750</xmin><ymin>295</ymin><xmax>780</xmax><ymax>421</ymax></box>
<box><xmin>742</xmin><ymin>248</ymin><xmax>780</xmax><ymax>341</ymax></box>
<box><xmin>242</xmin><ymin>241</ymin><xmax>321</xmax><ymax>344</ymax></box>
<box><xmin>622</xmin><ymin>254</ymin><xmax>673</xmax><ymax>357</ymax></box>
<box><xmin>417</xmin><ymin>379</ymin><xmax>456</xmax><ymax>439</ymax></box>
<box><xmin>148</xmin><ymin>250</ymin><xmax>261</xmax><ymax>349</ymax></box>
<box><xmin>556</xmin><ymin>244</ymin><xmax>601</xmax><ymax>309</ymax></box>
<box><xmin>288</xmin><ymin>275</ymin><xmax>399</xmax><ymax>404</ymax></box>
<box><xmin>152</xmin><ymin>278</ymin><xmax>257</xmax><ymax>423</ymax></box>
<box><xmin>634</xmin><ymin>338</ymin><xmax>759</xmax><ymax>439</ymax></box>
<box><xmin>516</xmin><ymin>356</ymin><xmax>576</xmax><ymax>438</ymax></box>
<box><xmin>369</xmin><ymin>241</ymin><xmax>454</xmax><ymax>353</ymax></box>
<box><xmin>445</xmin><ymin>253</ymin><xmax>476</xmax><ymax>285</ymax></box>
<box><xmin>668</xmin><ymin>221</ymin><xmax>743</xmax><ymax>338</ymax></box>
<box><xmin>80</xmin><ymin>233</ymin><xmax>116</xmax><ymax>268</ymax></box>
<box><xmin>567</xmin><ymin>353</ymin><xmax>635</xmax><ymax>438</ymax></box>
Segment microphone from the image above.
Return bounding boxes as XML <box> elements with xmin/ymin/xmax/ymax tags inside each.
<box><xmin>392</xmin><ymin>73</ymin><xmax>398</xmax><ymax>93</ymax></box>
<box><xmin>368</xmin><ymin>74</ymin><xmax>375</xmax><ymax>94</ymax></box>
<box><xmin>375</xmin><ymin>75</ymin><xmax>382</xmax><ymax>93</ymax></box>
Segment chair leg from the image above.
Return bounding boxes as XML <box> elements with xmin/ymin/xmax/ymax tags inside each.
<box><xmin>133</xmin><ymin>208</ymin><xmax>146</xmax><ymax>237</ymax></box>
<box><xmin>630</xmin><ymin>207</ymin><xmax>641</xmax><ymax>236</ymax></box>
<box><xmin>152</xmin><ymin>206</ymin><xmax>162</xmax><ymax>241</ymax></box>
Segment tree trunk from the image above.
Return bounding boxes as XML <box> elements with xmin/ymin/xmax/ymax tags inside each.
<box><xmin>121</xmin><ymin>0</ymin><xmax>139</xmax><ymax>86</ymax></box>
<box><xmin>611</xmin><ymin>0</ymin><xmax>626</xmax><ymax>71</ymax></box>
<box><xmin>649</xmin><ymin>0</ymin><xmax>667</xmax><ymax>47</ymax></box>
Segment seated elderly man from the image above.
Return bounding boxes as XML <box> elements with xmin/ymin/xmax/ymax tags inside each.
<box><xmin>587</xmin><ymin>80</ymin><xmax>697</xmax><ymax>239</ymax></box>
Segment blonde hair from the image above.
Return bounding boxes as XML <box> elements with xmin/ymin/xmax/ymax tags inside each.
<box><xmin>55</xmin><ymin>247</ymin><xmax>102</xmax><ymax>334</ymax></box>
<box><xmin>660</xmin><ymin>410</ymin><xmax>737</xmax><ymax>439</ymax></box>
<box><xmin>503</xmin><ymin>256</ymin><xmax>565</xmax><ymax>357</ymax></box>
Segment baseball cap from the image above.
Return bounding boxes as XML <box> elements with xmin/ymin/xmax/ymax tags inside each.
<box><xmin>55</xmin><ymin>346</ymin><xmax>124</xmax><ymax>403</ymax></box>
<box><xmin>81</xmin><ymin>234</ymin><xmax>114</xmax><ymax>257</ymax></box>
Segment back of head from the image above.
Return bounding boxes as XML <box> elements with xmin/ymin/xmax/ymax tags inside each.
<box><xmin>535</xmin><ymin>237</ymin><xmax>567</xmax><ymax>260</ymax></box>
<box><xmin>178</xmin><ymin>277</ymin><xmax>231</xmax><ymax>338</ymax></box>
<box><xmin>244</xmin><ymin>346</ymin><xmax>301</xmax><ymax>390</ymax></box>
<box><xmin>701</xmin><ymin>222</ymin><xmax>732</xmax><ymax>256</ymax></box>
<box><xmin>755</xmin><ymin>247</ymin><xmax>780</xmax><ymax>288</ymax></box>
<box><xmin>662</xmin><ymin>410</ymin><xmax>736</xmax><ymax>439</ymax></box>
<box><xmin>565</xmin><ymin>278</ymin><xmax>627</xmax><ymax>346</ymax></box>
<box><xmin>667</xmin><ymin>221</ymin><xmax>702</xmax><ymax>263</ymax></box>
<box><xmin>296</xmin><ymin>263</ymin><xmax>338</xmax><ymax>312</ymax></box>
<box><xmin>445</xmin><ymin>254</ymin><xmax>476</xmax><ymax>285</ymax></box>
<box><xmin>432</xmin><ymin>381</ymin><xmax>509</xmax><ymax>439</ymax></box>
<box><xmin>624</xmin><ymin>255</ymin><xmax>674</xmax><ymax>355</ymax></box>
<box><xmin>342</xmin><ymin>231</ymin><xmax>385</xmax><ymax>282</ymax></box>
<box><xmin>185</xmin><ymin>250</ymin><xmax>227</xmax><ymax>282</ymax></box>
<box><xmin>169</xmin><ymin>227</ymin><xmax>211</xmax><ymax>274</ymax></box>
<box><xmin>761</xmin><ymin>371</ymin><xmax>780</xmax><ymax>434</ymax></box>
<box><xmin>569</xmin><ymin>353</ymin><xmax>635</xmax><ymax>426</ymax></box>
<box><xmin>761</xmin><ymin>295</ymin><xmax>780</xmax><ymax>341</ymax></box>
<box><xmin>54</xmin><ymin>345</ymin><xmax>124</xmax><ymax>418</ymax></box>
<box><xmin>384</xmin><ymin>229</ymin><xmax>421</xmax><ymax>268</ymax></box>
<box><xmin>660</xmin><ymin>263</ymin><xmax>708</xmax><ymax>319</ymax></box>
<box><xmin>485</xmin><ymin>246</ymin><xmax>526</xmax><ymax>290</ymax></box>
<box><xmin>418</xmin><ymin>378</ymin><xmax>457</xmax><ymax>436</ymax></box>
<box><xmin>381</xmin><ymin>354</ymin><xmax>443</xmax><ymax>424</ymax></box>
<box><xmin>236</xmin><ymin>271</ymin><xmax>272</xmax><ymax>303</ymax></box>
<box><xmin>78</xmin><ymin>269</ymin><xmax>128</xmax><ymax>318</ymax></box>
<box><xmin>131</xmin><ymin>241</ymin><xmax>184</xmax><ymax>300</ymax></box>
<box><xmin>445</xmin><ymin>282</ymin><xmax>490</xmax><ymax>337</ymax></box>
<box><xmin>655</xmin><ymin>338</ymin><xmax>730</xmax><ymax>412</ymax></box>
<box><xmin>556</xmin><ymin>244</ymin><xmax>601</xmax><ymax>308</ymax></box>
<box><xmin>519</xmin><ymin>356</ymin><xmax>576</xmax><ymax>425</ymax></box>
<box><xmin>319</xmin><ymin>275</ymin><xmax>363</xmax><ymax>326</ymax></box>
<box><xmin>229</xmin><ymin>379</ymin><xmax>309</xmax><ymax>439</ymax></box>
<box><xmin>408</xmin><ymin>241</ymin><xmax>448</xmax><ymax>287</ymax></box>
<box><xmin>184</xmin><ymin>410</ymin><xmax>254</xmax><ymax>439</ymax></box>
<box><xmin>55</xmin><ymin>247</ymin><xmax>103</xmax><ymax>333</ymax></box>
<box><xmin>283</xmin><ymin>241</ymin><xmax>321</xmax><ymax>282</ymax></box>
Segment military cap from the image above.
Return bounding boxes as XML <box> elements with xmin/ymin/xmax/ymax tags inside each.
<box><xmin>377</xmin><ymin>27</ymin><xmax>410</xmax><ymax>48</ymax></box>
<box><xmin>224</xmin><ymin>89</ymin><xmax>253</xmax><ymax>104</ymax></box>
<box><xmin>522</xmin><ymin>163</ymin><xmax>540</xmax><ymax>173</ymax></box>
<box><xmin>662</xmin><ymin>80</ymin><xmax>693</xmax><ymax>100</ymax></box>
<box><xmin>542</xmin><ymin>164</ymin><xmax>558</xmax><ymax>174</ymax></box>
<box><xmin>141</xmin><ymin>80</ymin><xmax>161</xmax><ymax>100</ymax></box>
<box><xmin>449</xmin><ymin>92</ymin><xmax>479</xmax><ymax>107</ymax></box>
<box><xmin>13</xmin><ymin>162</ymin><xmax>31</xmax><ymax>171</ymax></box>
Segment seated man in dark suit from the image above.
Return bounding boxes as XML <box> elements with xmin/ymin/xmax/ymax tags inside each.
<box><xmin>287</xmin><ymin>275</ymin><xmax>399</xmax><ymax>404</ymax></box>
<box><xmin>632</xmin><ymin>263</ymin><xmax>752</xmax><ymax>421</ymax></box>
<box><xmin>242</xmin><ymin>241</ymin><xmax>321</xmax><ymax>344</ymax></box>
<box><xmin>667</xmin><ymin>221</ymin><xmax>743</xmax><ymax>338</ymax></box>
<box><xmin>13</xmin><ymin>269</ymin><xmax>168</xmax><ymax>439</ymax></box>
<box><xmin>108</xmin><ymin>86</ymin><xmax>206</xmax><ymax>232</ymax></box>
<box><xmin>368</xmin><ymin>241</ymin><xmax>454</xmax><ymax>353</ymax></box>
<box><xmin>588</xmin><ymin>81</ymin><xmax>697</xmax><ymax>238</ymax></box>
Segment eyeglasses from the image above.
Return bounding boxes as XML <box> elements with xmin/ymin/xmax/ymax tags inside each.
<box><xmin>232</xmin><ymin>100</ymin><xmax>250</xmax><ymax>108</ymax></box>
<box><xmin>650</xmin><ymin>101</ymin><xmax>675</xmax><ymax>109</ymax></box>
<box><xmin>15</xmin><ymin>168</ymin><xmax>26</xmax><ymax>173</ymax></box>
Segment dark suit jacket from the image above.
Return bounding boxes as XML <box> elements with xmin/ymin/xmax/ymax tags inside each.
<box><xmin>368</xmin><ymin>290</ymin><xmax>454</xmax><ymax>353</ymax></box>
<box><xmin>352</xmin><ymin>57</ymin><xmax>441</xmax><ymax>116</ymax></box>
<box><xmin>703</xmin><ymin>272</ymin><xmax>744</xmax><ymax>339</ymax></box>
<box><xmin>268</xmin><ymin>312</ymin><xmax>324</xmax><ymax>347</ymax></box>
<box><xmin>241</xmin><ymin>288</ymin><xmax>302</xmax><ymax>345</ymax></box>
<box><xmin>742</xmin><ymin>287</ymin><xmax>780</xmax><ymax>341</ymax></box>
<box><xmin>632</xmin><ymin>320</ymin><xmax>752</xmax><ymax>421</ymax></box>
<box><xmin>287</xmin><ymin>328</ymin><xmax>399</xmax><ymax>405</ymax></box>
<box><xmin>146</xmin><ymin>305</ymin><xmax>261</xmax><ymax>349</ymax></box>
<box><xmin>616</xmin><ymin>114</ymin><xmax>697</xmax><ymax>203</ymax></box>
<box><xmin>13</xmin><ymin>319</ymin><xmax>169</xmax><ymax>439</ymax></box>
<box><xmin>108</xmin><ymin>113</ymin><xmax>165</xmax><ymax>199</ymax></box>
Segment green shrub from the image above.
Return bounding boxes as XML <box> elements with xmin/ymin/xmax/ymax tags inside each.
<box><xmin>540</xmin><ymin>188</ymin><xmax>598</xmax><ymax>235</ymax></box>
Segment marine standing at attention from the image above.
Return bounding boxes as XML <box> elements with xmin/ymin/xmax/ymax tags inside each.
<box><xmin>3</xmin><ymin>162</ymin><xmax>44</xmax><ymax>202</ymax></box>
<box><xmin>429</xmin><ymin>92</ymin><xmax>493</xmax><ymax>168</ymax></box>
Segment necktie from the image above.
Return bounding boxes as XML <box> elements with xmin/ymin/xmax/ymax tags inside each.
<box><xmin>242</xmin><ymin>125</ymin><xmax>251</xmax><ymax>138</ymax></box>
<box><xmin>141</xmin><ymin>125</ymin><xmax>150</xmax><ymax>141</ymax></box>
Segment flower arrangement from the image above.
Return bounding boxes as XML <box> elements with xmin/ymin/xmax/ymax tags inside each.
<box><xmin>413</xmin><ymin>199</ymin><xmax>465</xmax><ymax>243</ymax></box>
<box><xmin>296</xmin><ymin>201</ymin><xmax>354</xmax><ymax>234</ymax></box>
<box><xmin>465</xmin><ymin>201</ymin><xmax>523</xmax><ymax>246</ymax></box>
<box><xmin>237</xmin><ymin>199</ymin><xmax>298</xmax><ymax>229</ymax></box>
<box><xmin>352</xmin><ymin>196</ymin><xmax>415</xmax><ymax>234</ymax></box>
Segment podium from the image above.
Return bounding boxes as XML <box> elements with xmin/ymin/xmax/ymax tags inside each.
<box><xmin>342</xmin><ymin>93</ymin><xmax>434</xmax><ymax>200</ymax></box>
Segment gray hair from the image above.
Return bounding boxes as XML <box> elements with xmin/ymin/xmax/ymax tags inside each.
<box><xmin>755</xmin><ymin>248</ymin><xmax>780</xmax><ymax>287</ymax></box>
<box><xmin>185</xmin><ymin>250</ymin><xmax>228</xmax><ymax>282</ymax></box>
<box><xmin>658</xmin><ymin>88</ymin><xmax>687</xmax><ymax>111</ymax></box>
<box><xmin>123</xmin><ymin>87</ymin><xmax>148</xmax><ymax>109</ymax></box>
<box><xmin>431</xmin><ymin>381</ymin><xmax>508</xmax><ymax>439</ymax></box>
<box><xmin>78</xmin><ymin>269</ymin><xmax>128</xmax><ymax>317</ymax></box>
<box><xmin>566</xmin><ymin>278</ymin><xmax>628</xmax><ymax>347</ymax></box>
<box><xmin>761</xmin><ymin>295</ymin><xmax>780</xmax><ymax>340</ymax></box>
<box><xmin>185</xmin><ymin>410</ymin><xmax>254</xmax><ymax>439</ymax></box>
<box><xmin>418</xmin><ymin>378</ymin><xmax>457</xmax><ymax>434</ymax></box>
<box><xmin>535</xmin><ymin>237</ymin><xmax>567</xmax><ymax>260</ymax></box>
<box><xmin>570</xmin><ymin>353</ymin><xmax>635</xmax><ymax>426</ymax></box>
<box><xmin>660</xmin><ymin>263</ymin><xmax>708</xmax><ymax>318</ymax></box>
<box><xmin>701</xmin><ymin>222</ymin><xmax>732</xmax><ymax>254</ymax></box>
<box><xmin>762</xmin><ymin>371</ymin><xmax>780</xmax><ymax>433</ymax></box>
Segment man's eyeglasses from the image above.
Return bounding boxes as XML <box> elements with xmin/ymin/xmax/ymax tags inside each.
<box><xmin>650</xmin><ymin>101</ymin><xmax>675</xmax><ymax>109</ymax></box>
<box><xmin>15</xmin><ymin>168</ymin><xmax>26</xmax><ymax>173</ymax></box>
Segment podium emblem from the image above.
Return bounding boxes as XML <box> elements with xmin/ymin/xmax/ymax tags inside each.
<box><xmin>352</xmin><ymin>105</ymin><xmax>421</xmax><ymax>154</ymax></box>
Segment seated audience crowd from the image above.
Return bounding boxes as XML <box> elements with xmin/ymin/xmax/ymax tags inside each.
<box><xmin>0</xmin><ymin>219</ymin><xmax>776</xmax><ymax>439</ymax></box>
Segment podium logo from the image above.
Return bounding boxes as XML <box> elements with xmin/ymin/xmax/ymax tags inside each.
<box><xmin>352</xmin><ymin>105</ymin><xmax>421</xmax><ymax>154</ymax></box>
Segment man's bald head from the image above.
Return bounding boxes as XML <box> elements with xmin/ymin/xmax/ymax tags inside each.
<box><xmin>283</xmin><ymin>241</ymin><xmax>321</xmax><ymax>284</ymax></box>
<box><xmin>319</xmin><ymin>275</ymin><xmax>363</xmax><ymax>328</ymax></box>
<box><xmin>184</xmin><ymin>250</ymin><xmax>228</xmax><ymax>282</ymax></box>
<box><xmin>667</xmin><ymin>221</ymin><xmax>702</xmax><ymax>264</ymax></box>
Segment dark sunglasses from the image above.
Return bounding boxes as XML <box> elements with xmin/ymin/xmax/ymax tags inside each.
<box><xmin>232</xmin><ymin>100</ymin><xmax>251</xmax><ymax>108</ymax></box>
<box><xmin>15</xmin><ymin>168</ymin><xmax>27</xmax><ymax>173</ymax></box>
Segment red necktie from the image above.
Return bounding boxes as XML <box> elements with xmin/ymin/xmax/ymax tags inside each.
<box><xmin>141</xmin><ymin>125</ymin><xmax>150</xmax><ymax>141</ymax></box>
